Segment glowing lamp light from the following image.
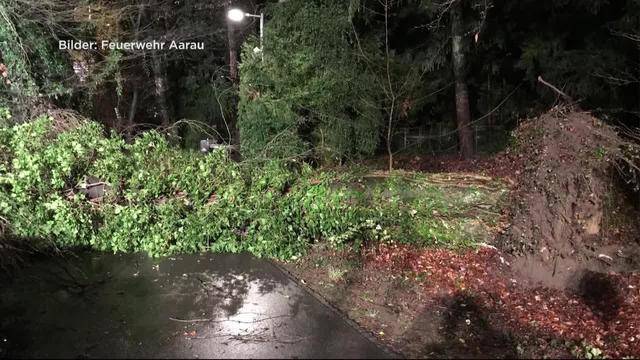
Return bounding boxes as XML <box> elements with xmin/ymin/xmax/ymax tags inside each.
<box><xmin>227</xmin><ymin>8</ymin><xmax>265</xmax><ymax>61</ymax></box>
<box><xmin>227</xmin><ymin>9</ymin><xmax>246</xmax><ymax>22</ymax></box>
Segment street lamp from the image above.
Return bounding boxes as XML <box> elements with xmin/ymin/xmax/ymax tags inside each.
<box><xmin>227</xmin><ymin>8</ymin><xmax>264</xmax><ymax>60</ymax></box>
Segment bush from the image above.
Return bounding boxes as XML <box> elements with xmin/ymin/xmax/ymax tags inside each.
<box><xmin>237</xmin><ymin>0</ymin><xmax>382</xmax><ymax>163</ymax></box>
<box><xmin>0</xmin><ymin>116</ymin><xmax>502</xmax><ymax>258</ymax></box>
<box><xmin>0</xmin><ymin>117</ymin><xmax>388</xmax><ymax>258</ymax></box>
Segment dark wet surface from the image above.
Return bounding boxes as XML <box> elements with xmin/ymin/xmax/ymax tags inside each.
<box><xmin>0</xmin><ymin>252</ymin><xmax>392</xmax><ymax>359</ymax></box>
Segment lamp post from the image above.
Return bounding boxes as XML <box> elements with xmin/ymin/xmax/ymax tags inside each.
<box><xmin>227</xmin><ymin>8</ymin><xmax>264</xmax><ymax>61</ymax></box>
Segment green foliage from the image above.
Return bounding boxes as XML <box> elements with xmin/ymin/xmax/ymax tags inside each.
<box><xmin>238</xmin><ymin>0</ymin><xmax>382</xmax><ymax>163</ymax></box>
<box><xmin>178</xmin><ymin>74</ymin><xmax>236</xmax><ymax>147</ymax></box>
<box><xmin>86</xmin><ymin>51</ymin><xmax>123</xmax><ymax>95</ymax></box>
<box><xmin>0</xmin><ymin>2</ymin><xmax>71</xmax><ymax>121</ymax></box>
<box><xmin>0</xmin><ymin>4</ymin><xmax>37</xmax><ymax>113</ymax></box>
<box><xmin>571</xmin><ymin>341</ymin><xmax>604</xmax><ymax>359</ymax></box>
<box><xmin>356</xmin><ymin>174</ymin><xmax>507</xmax><ymax>248</ymax></box>
<box><xmin>0</xmin><ymin>116</ymin><xmax>506</xmax><ymax>258</ymax></box>
<box><xmin>0</xmin><ymin>107</ymin><xmax>11</xmax><ymax>127</ymax></box>
<box><xmin>594</xmin><ymin>146</ymin><xmax>607</xmax><ymax>159</ymax></box>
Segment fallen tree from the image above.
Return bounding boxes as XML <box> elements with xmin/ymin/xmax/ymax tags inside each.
<box><xmin>0</xmin><ymin>110</ymin><xmax>504</xmax><ymax>261</ymax></box>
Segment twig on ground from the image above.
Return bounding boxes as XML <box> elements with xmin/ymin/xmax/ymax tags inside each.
<box><xmin>169</xmin><ymin>314</ymin><xmax>291</xmax><ymax>324</ymax></box>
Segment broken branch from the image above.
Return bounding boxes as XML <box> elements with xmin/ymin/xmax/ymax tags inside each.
<box><xmin>538</xmin><ymin>76</ymin><xmax>574</xmax><ymax>103</ymax></box>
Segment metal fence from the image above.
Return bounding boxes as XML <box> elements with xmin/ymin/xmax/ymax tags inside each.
<box><xmin>393</xmin><ymin>122</ymin><xmax>510</xmax><ymax>155</ymax></box>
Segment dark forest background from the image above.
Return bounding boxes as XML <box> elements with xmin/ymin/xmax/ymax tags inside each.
<box><xmin>1</xmin><ymin>0</ymin><xmax>638</xmax><ymax>165</ymax></box>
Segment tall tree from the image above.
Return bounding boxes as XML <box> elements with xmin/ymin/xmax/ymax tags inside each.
<box><xmin>450</xmin><ymin>0</ymin><xmax>474</xmax><ymax>158</ymax></box>
<box><xmin>381</xmin><ymin>0</ymin><xmax>398</xmax><ymax>171</ymax></box>
<box><xmin>238</xmin><ymin>0</ymin><xmax>382</xmax><ymax>161</ymax></box>
<box><xmin>152</xmin><ymin>53</ymin><xmax>171</xmax><ymax>127</ymax></box>
<box><xmin>351</xmin><ymin>0</ymin><xmax>426</xmax><ymax>171</ymax></box>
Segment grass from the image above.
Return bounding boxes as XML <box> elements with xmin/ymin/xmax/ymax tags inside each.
<box><xmin>327</xmin><ymin>266</ymin><xmax>348</xmax><ymax>282</ymax></box>
<box><xmin>342</xmin><ymin>170</ymin><xmax>509</xmax><ymax>249</ymax></box>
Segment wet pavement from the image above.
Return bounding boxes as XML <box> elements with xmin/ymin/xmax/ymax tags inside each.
<box><xmin>0</xmin><ymin>252</ymin><xmax>393</xmax><ymax>359</ymax></box>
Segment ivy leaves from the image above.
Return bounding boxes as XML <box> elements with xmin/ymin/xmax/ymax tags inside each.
<box><xmin>0</xmin><ymin>117</ymin><xmax>385</xmax><ymax>258</ymax></box>
<box><xmin>0</xmin><ymin>116</ymin><xmax>502</xmax><ymax>259</ymax></box>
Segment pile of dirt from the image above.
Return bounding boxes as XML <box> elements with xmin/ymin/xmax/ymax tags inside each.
<box><xmin>498</xmin><ymin>106</ymin><xmax>640</xmax><ymax>288</ymax></box>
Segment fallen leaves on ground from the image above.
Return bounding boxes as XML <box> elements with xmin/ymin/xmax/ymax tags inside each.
<box><xmin>365</xmin><ymin>244</ymin><xmax>640</xmax><ymax>358</ymax></box>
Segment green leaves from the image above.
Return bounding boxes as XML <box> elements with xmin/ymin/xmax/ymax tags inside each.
<box><xmin>0</xmin><ymin>116</ymin><xmax>505</xmax><ymax>259</ymax></box>
<box><xmin>238</xmin><ymin>0</ymin><xmax>382</xmax><ymax>162</ymax></box>
<box><xmin>0</xmin><ymin>117</ymin><xmax>372</xmax><ymax>258</ymax></box>
<box><xmin>0</xmin><ymin>3</ymin><xmax>72</xmax><ymax>121</ymax></box>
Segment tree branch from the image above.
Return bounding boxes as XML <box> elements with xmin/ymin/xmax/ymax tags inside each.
<box><xmin>537</xmin><ymin>76</ymin><xmax>574</xmax><ymax>103</ymax></box>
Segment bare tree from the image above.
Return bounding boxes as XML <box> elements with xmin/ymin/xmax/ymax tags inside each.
<box><xmin>351</xmin><ymin>0</ymin><xmax>427</xmax><ymax>171</ymax></box>
<box><xmin>382</xmin><ymin>0</ymin><xmax>397</xmax><ymax>171</ymax></box>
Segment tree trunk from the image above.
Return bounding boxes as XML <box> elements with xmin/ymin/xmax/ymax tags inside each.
<box><xmin>127</xmin><ymin>88</ymin><xmax>139</xmax><ymax>132</ymax></box>
<box><xmin>387</xmin><ymin>105</ymin><xmax>395</xmax><ymax>172</ymax></box>
<box><xmin>225</xmin><ymin>0</ymin><xmax>240</xmax><ymax>146</ymax></box>
<box><xmin>384</xmin><ymin>0</ymin><xmax>395</xmax><ymax>172</ymax></box>
<box><xmin>125</xmin><ymin>6</ymin><xmax>143</xmax><ymax>137</ymax></box>
<box><xmin>450</xmin><ymin>0</ymin><xmax>474</xmax><ymax>159</ymax></box>
<box><xmin>226</xmin><ymin>0</ymin><xmax>239</xmax><ymax>85</ymax></box>
<box><xmin>152</xmin><ymin>53</ymin><xmax>171</xmax><ymax>127</ymax></box>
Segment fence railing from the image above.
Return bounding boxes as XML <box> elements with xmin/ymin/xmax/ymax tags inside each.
<box><xmin>393</xmin><ymin>123</ymin><xmax>510</xmax><ymax>155</ymax></box>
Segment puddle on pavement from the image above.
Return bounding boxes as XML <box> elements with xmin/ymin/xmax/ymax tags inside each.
<box><xmin>0</xmin><ymin>252</ymin><xmax>391</xmax><ymax>359</ymax></box>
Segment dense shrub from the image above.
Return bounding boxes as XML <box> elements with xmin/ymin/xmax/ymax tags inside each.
<box><xmin>0</xmin><ymin>4</ymin><xmax>71</xmax><ymax>121</ymax></box>
<box><xmin>0</xmin><ymin>116</ymin><xmax>502</xmax><ymax>258</ymax></box>
<box><xmin>237</xmin><ymin>0</ymin><xmax>382</xmax><ymax>163</ymax></box>
<box><xmin>0</xmin><ymin>117</ymin><xmax>379</xmax><ymax>258</ymax></box>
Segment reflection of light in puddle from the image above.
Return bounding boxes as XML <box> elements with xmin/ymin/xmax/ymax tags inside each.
<box><xmin>199</xmin><ymin>279</ymin><xmax>299</xmax><ymax>345</ymax></box>
<box><xmin>153</xmin><ymin>257</ymin><xmax>315</xmax><ymax>355</ymax></box>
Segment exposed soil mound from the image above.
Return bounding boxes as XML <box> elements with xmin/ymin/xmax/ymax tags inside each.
<box><xmin>498</xmin><ymin>106</ymin><xmax>640</xmax><ymax>288</ymax></box>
